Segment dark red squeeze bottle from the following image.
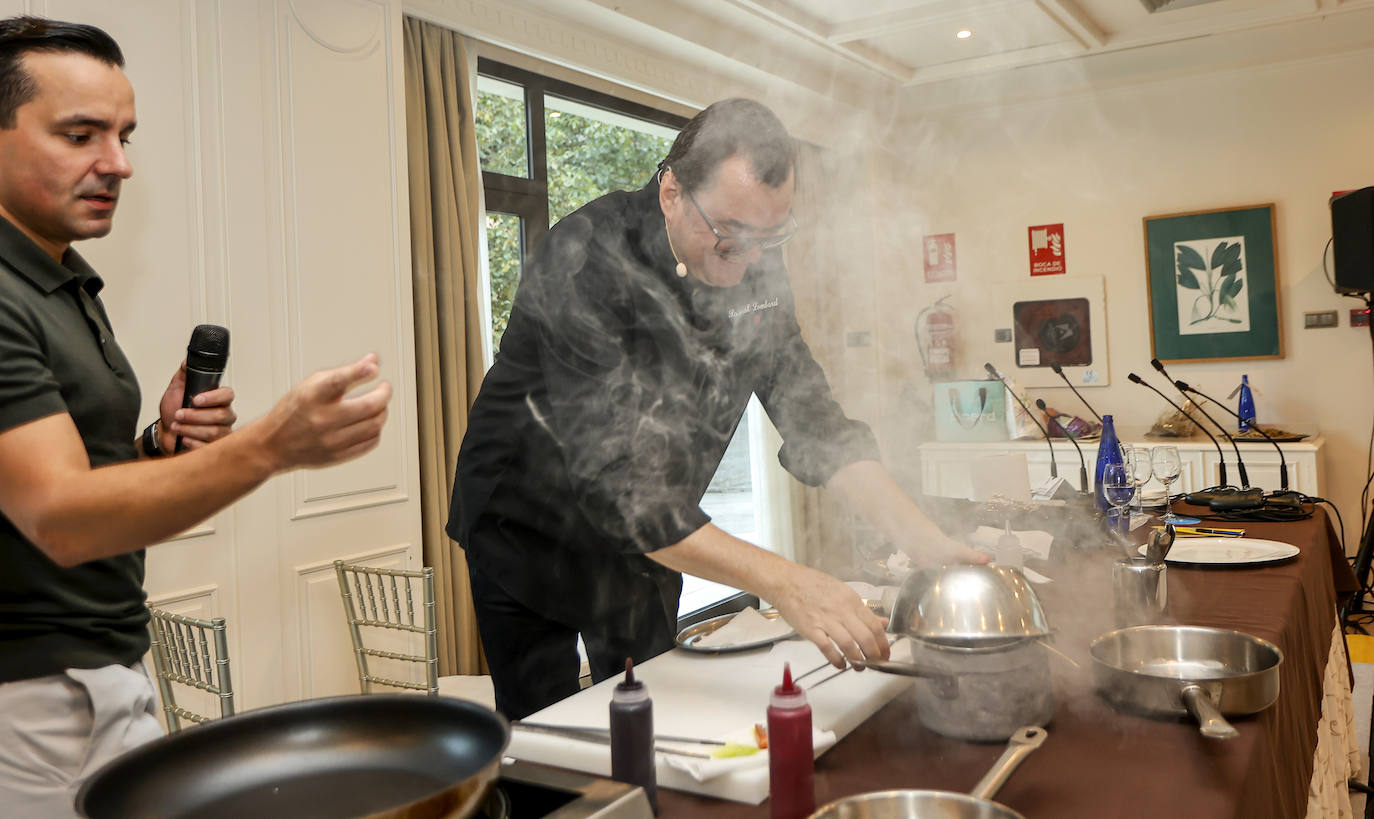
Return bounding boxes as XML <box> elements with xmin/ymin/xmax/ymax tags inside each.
<box><xmin>609</xmin><ymin>658</ymin><xmax>658</xmax><ymax>814</ymax></box>
<box><xmin>767</xmin><ymin>662</ymin><xmax>815</xmax><ymax>819</ymax></box>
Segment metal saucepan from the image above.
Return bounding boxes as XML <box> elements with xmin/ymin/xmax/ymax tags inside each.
<box><xmin>77</xmin><ymin>694</ymin><xmax>510</xmax><ymax>819</ymax></box>
<box><xmin>1090</xmin><ymin>625</ymin><xmax>1282</xmax><ymax>740</ymax></box>
<box><xmin>808</xmin><ymin>726</ymin><xmax>1047</xmax><ymax>819</ymax></box>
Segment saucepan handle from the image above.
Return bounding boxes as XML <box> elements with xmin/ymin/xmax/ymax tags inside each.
<box><xmin>1180</xmin><ymin>684</ymin><xmax>1239</xmax><ymax>740</ymax></box>
<box><xmin>969</xmin><ymin>726</ymin><xmax>1048</xmax><ymax>801</ymax></box>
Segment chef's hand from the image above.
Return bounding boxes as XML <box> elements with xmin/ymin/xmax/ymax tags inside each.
<box><xmin>770</xmin><ymin>565</ymin><xmax>889</xmax><ymax>670</ymax></box>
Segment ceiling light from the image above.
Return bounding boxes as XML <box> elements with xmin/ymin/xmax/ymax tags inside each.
<box><xmin>956</xmin><ymin>29</ymin><xmax>973</xmax><ymax>39</ymax></box>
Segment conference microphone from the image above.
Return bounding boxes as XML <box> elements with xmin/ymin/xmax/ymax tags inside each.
<box><xmin>1126</xmin><ymin>372</ymin><xmax>1231</xmax><ymax>494</ymax></box>
<box><xmin>1049</xmin><ymin>364</ymin><xmax>1103</xmax><ymax>424</ymax></box>
<box><xmin>984</xmin><ymin>362</ymin><xmax>1057</xmax><ymax>479</ymax></box>
<box><xmin>177</xmin><ymin>324</ymin><xmax>230</xmax><ymax>452</ymax></box>
<box><xmin>1151</xmin><ymin>358</ymin><xmax>1246</xmax><ymax>489</ymax></box>
<box><xmin>1175</xmin><ymin>380</ymin><xmax>1294</xmax><ymax>497</ymax></box>
<box><xmin>1037</xmin><ymin>397</ymin><xmax>1088</xmax><ymax>493</ymax></box>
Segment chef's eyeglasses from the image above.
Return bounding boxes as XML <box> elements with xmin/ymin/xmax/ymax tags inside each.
<box><xmin>682</xmin><ymin>186</ymin><xmax>798</xmax><ymax>259</ymax></box>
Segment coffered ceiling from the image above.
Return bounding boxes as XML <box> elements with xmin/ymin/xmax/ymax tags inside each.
<box><xmin>563</xmin><ymin>0</ymin><xmax>1374</xmax><ymax>106</ymax></box>
<box><xmin>413</xmin><ymin>0</ymin><xmax>1374</xmax><ymax>122</ymax></box>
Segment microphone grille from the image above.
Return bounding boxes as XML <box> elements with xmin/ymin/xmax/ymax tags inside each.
<box><xmin>187</xmin><ymin>324</ymin><xmax>230</xmax><ymax>371</ymax></box>
<box><xmin>1035</xmin><ymin>398</ymin><xmax>1048</xmax><ymax>410</ymax></box>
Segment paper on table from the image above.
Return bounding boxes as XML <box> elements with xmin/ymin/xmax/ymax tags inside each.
<box><xmin>695</xmin><ymin>606</ymin><xmax>793</xmax><ymax>648</ymax></box>
<box><xmin>969</xmin><ymin>526</ymin><xmax>1055</xmax><ymax>561</ymax></box>
<box><xmin>663</xmin><ymin>728</ymin><xmax>836</xmax><ymax>782</ymax></box>
<box><xmin>1022</xmin><ymin>567</ymin><xmax>1053</xmax><ymax>584</ymax></box>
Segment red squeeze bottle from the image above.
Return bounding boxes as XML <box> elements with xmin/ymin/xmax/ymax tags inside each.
<box><xmin>767</xmin><ymin>662</ymin><xmax>815</xmax><ymax>819</ymax></box>
<box><xmin>609</xmin><ymin>658</ymin><xmax>658</xmax><ymax>814</ymax></box>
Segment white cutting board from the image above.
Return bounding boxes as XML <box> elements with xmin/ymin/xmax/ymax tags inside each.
<box><xmin>507</xmin><ymin>638</ymin><xmax>915</xmax><ymax>804</ymax></box>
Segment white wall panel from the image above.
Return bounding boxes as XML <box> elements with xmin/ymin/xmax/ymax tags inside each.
<box><xmin>275</xmin><ymin>0</ymin><xmax>410</xmax><ymax>513</ymax></box>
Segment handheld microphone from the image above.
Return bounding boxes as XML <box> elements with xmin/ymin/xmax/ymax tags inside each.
<box><xmin>1037</xmin><ymin>398</ymin><xmax>1088</xmax><ymax>492</ymax></box>
<box><xmin>1175</xmin><ymin>380</ymin><xmax>1292</xmax><ymax>496</ymax></box>
<box><xmin>984</xmin><ymin>363</ymin><xmax>1057</xmax><ymax>479</ymax></box>
<box><xmin>177</xmin><ymin>324</ymin><xmax>230</xmax><ymax>452</ymax></box>
<box><xmin>1049</xmin><ymin>364</ymin><xmax>1103</xmax><ymax>424</ymax></box>
<box><xmin>1151</xmin><ymin>358</ymin><xmax>1245</xmax><ymax>489</ymax></box>
<box><xmin>1126</xmin><ymin>372</ymin><xmax>1231</xmax><ymax>494</ymax></box>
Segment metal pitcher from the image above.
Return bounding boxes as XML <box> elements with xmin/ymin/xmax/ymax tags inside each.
<box><xmin>1112</xmin><ymin>557</ymin><xmax>1167</xmax><ymax>627</ymax></box>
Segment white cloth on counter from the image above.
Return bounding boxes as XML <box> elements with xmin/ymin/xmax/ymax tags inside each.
<box><xmin>969</xmin><ymin>526</ymin><xmax>1055</xmax><ymax>561</ymax></box>
<box><xmin>507</xmin><ymin>634</ymin><xmax>915</xmax><ymax>804</ymax></box>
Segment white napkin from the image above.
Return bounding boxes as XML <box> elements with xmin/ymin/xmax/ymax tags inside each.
<box><xmin>969</xmin><ymin>526</ymin><xmax>1055</xmax><ymax>561</ymax></box>
<box><xmin>662</xmin><ymin>728</ymin><xmax>837</xmax><ymax>782</ymax></box>
<box><xmin>695</xmin><ymin>607</ymin><xmax>794</xmax><ymax>648</ymax></box>
<box><xmin>886</xmin><ymin>551</ymin><xmax>912</xmax><ymax>578</ymax></box>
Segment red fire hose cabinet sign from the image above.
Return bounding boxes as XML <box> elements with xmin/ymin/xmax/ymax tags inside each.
<box><xmin>1028</xmin><ymin>223</ymin><xmax>1065</xmax><ymax>276</ymax></box>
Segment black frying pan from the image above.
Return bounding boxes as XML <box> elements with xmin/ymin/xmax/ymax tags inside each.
<box><xmin>76</xmin><ymin>694</ymin><xmax>509</xmax><ymax>819</ymax></box>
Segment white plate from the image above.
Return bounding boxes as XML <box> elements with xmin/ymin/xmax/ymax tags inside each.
<box><xmin>1138</xmin><ymin>536</ymin><xmax>1299</xmax><ymax>565</ymax></box>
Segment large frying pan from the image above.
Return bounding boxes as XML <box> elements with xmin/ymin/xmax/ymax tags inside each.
<box><xmin>76</xmin><ymin>694</ymin><xmax>509</xmax><ymax>819</ymax></box>
<box><xmin>1090</xmin><ymin>625</ymin><xmax>1282</xmax><ymax>740</ymax></box>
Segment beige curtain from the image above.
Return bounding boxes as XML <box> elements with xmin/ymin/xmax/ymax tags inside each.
<box><xmin>403</xmin><ymin>17</ymin><xmax>487</xmax><ymax>675</ymax></box>
<box><xmin>785</xmin><ymin>142</ymin><xmax>859</xmax><ymax>573</ymax></box>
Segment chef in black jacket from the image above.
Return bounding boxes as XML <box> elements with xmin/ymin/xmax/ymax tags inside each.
<box><xmin>449</xmin><ymin>98</ymin><xmax>973</xmax><ymax>719</ymax></box>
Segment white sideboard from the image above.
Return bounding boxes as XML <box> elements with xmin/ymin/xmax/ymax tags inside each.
<box><xmin>918</xmin><ymin>425</ymin><xmax>1325</xmax><ymax>500</ymax></box>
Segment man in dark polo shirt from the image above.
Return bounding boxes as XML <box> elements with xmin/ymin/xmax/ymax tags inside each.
<box><xmin>0</xmin><ymin>18</ymin><xmax>393</xmax><ymax>817</ymax></box>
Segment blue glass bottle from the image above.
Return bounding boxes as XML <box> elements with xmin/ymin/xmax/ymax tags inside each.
<box><xmin>1093</xmin><ymin>414</ymin><xmax>1123</xmax><ymax>513</ymax></box>
<box><xmin>1237</xmin><ymin>375</ymin><xmax>1255</xmax><ymax>432</ymax></box>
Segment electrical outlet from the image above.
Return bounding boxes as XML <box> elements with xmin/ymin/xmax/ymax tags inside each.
<box><xmin>1353</xmin><ymin>308</ymin><xmax>1370</xmax><ymax>328</ymax></box>
<box><xmin>994</xmin><ymin>328</ymin><xmax>1012</xmax><ymax>343</ymax></box>
<box><xmin>1304</xmin><ymin>310</ymin><xmax>1338</xmax><ymax>329</ymax></box>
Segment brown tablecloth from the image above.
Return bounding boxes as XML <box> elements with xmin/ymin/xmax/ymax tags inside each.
<box><xmin>659</xmin><ymin>506</ymin><xmax>1359</xmax><ymax>819</ymax></box>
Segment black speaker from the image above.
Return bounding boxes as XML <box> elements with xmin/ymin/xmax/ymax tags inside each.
<box><xmin>1332</xmin><ymin>186</ymin><xmax>1374</xmax><ymax>295</ymax></box>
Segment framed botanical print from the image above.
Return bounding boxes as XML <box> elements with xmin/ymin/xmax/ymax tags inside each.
<box><xmin>1143</xmin><ymin>204</ymin><xmax>1283</xmax><ymax>363</ymax></box>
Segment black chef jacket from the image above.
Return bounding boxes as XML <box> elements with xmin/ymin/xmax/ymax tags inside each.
<box><xmin>447</xmin><ymin>175</ymin><xmax>879</xmax><ymax>623</ymax></box>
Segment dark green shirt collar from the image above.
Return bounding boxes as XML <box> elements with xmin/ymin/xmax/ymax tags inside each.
<box><xmin>0</xmin><ymin>214</ymin><xmax>103</xmax><ymax>295</ymax></box>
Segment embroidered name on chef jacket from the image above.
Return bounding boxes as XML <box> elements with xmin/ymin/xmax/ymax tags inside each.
<box><xmin>728</xmin><ymin>298</ymin><xmax>779</xmax><ymax>322</ymax></box>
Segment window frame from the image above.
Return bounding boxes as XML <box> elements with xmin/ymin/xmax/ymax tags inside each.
<box><xmin>476</xmin><ymin>58</ymin><xmax>688</xmax><ymax>260</ymax></box>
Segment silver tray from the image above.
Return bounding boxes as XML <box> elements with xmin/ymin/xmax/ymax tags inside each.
<box><xmin>674</xmin><ymin>608</ymin><xmax>796</xmax><ymax>654</ymax></box>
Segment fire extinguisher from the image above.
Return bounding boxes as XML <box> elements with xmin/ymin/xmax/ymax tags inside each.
<box><xmin>916</xmin><ymin>295</ymin><xmax>957</xmax><ymax>380</ymax></box>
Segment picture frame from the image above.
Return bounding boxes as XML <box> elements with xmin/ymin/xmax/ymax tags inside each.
<box><xmin>1143</xmin><ymin>204</ymin><xmax>1283</xmax><ymax>363</ymax></box>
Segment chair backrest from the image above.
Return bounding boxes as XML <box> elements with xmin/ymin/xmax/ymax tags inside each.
<box><xmin>146</xmin><ymin>607</ymin><xmax>235</xmax><ymax>733</ymax></box>
<box><xmin>333</xmin><ymin>560</ymin><xmax>439</xmax><ymax>695</ymax></box>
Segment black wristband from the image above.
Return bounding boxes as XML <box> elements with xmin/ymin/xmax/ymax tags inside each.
<box><xmin>141</xmin><ymin>419</ymin><xmax>165</xmax><ymax>457</ymax></box>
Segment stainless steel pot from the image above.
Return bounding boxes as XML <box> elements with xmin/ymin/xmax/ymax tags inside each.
<box><xmin>906</xmin><ymin>637</ymin><xmax>1053</xmax><ymax>742</ymax></box>
<box><xmin>1090</xmin><ymin>625</ymin><xmax>1282</xmax><ymax>740</ymax></box>
<box><xmin>808</xmin><ymin>726</ymin><xmax>1047</xmax><ymax>819</ymax></box>
<box><xmin>76</xmin><ymin>694</ymin><xmax>509</xmax><ymax>819</ymax></box>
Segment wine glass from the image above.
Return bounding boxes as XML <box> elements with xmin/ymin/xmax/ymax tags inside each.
<box><xmin>1151</xmin><ymin>446</ymin><xmax>1184</xmax><ymax>523</ymax></box>
<box><xmin>1102</xmin><ymin>461</ymin><xmax>1136</xmax><ymax>534</ymax></box>
<box><xmin>1121</xmin><ymin>446</ymin><xmax>1153</xmax><ymax>516</ymax></box>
